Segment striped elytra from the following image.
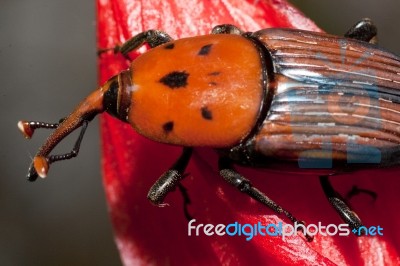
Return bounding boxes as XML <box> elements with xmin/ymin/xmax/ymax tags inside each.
<box><xmin>243</xmin><ymin>28</ymin><xmax>400</xmax><ymax>167</ymax></box>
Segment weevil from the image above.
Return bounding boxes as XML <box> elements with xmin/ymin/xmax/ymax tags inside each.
<box><xmin>18</xmin><ymin>19</ymin><xmax>400</xmax><ymax>239</ymax></box>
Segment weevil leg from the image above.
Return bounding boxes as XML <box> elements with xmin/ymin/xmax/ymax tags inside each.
<box><xmin>211</xmin><ymin>24</ymin><xmax>244</xmax><ymax>35</ymax></box>
<box><xmin>345</xmin><ymin>18</ymin><xmax>378</xmax><ymax>44</ymax></box>
<box><xmin>27</xmin><ymin>120</ymin><xmax>89</xmax><ymax>182</ymax></box>
<box><xmin>319</xmin><ymin>175</ymin><xmax>364</xmax><ymax>231</ymax></box>
<box><xmin>98</xmin><ymin>30</ymin><xmax>173</xmax><ymax>58</ymax></box>
<box><xmin>219</xmin><ymin>157</ymin><xmax>313</xmax><ymax>241</ymax></box>
<box><xmin>345</xmin><ymin>185</ymin><xmax>377</xmax><ymax>202</ymax></box>
<box><xmin>147</xmin><ymin>147</ymin><xmax>193</xmax><ymax>219</ymax></box>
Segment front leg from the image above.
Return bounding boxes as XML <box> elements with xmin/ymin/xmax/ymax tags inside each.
<box><xmin>98</xmin><ymin>30</ymin><xmax>173</xmax><ymax>58</ymax></box>
<box><xmin>119</xmin><ymin>30</ymin><xmax>174</xmax><ymax>55</ymax></box>
<box><xmin>147</xmin><ymin>147</ymin><xmax>192</xmax><ymax>206</ymax></box>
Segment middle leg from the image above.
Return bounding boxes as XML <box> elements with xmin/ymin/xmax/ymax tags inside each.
<box><xmin>219</xmin><ymin>157</ymin><xmax>312</xmax><ymax>241</ymax></box>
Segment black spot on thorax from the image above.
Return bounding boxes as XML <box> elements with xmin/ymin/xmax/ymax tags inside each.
<box><xmin>162</xmin><ymin>121</ymin><xmax>174</xmax><ymax>133</ymax></box>
<box><xmin>201</xmin><ymin>106</ymin><xmax>213</xmax><ymax>120</ymax></box>
<box><xmin>198</xmin><ymin>44</ymin><xmax>213</xmax><ymax>56</ymax></box>
<box><xmin>159</xmin><ymin>71</ymin><xmax>189</xmax><ymax>88</ymax></box>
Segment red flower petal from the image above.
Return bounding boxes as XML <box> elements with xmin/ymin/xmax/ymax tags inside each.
<box><xmin>97</xmin><ymin>0</ymin><xmax>400</xmax><ymax>265</ymax></box>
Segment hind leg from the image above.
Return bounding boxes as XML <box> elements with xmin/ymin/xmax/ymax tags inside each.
<box><xmin>320</xmin><ymin>175</ymin><xmax>364</xmax><ymax>231</ymax></box>
<box><xmin>345</xmin><ymin>18</ymin><xmax>377</xmax><ymax>44</ymax></box>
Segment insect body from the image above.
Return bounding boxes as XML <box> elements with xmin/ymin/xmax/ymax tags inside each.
<box><xmin>18</xmin><ymin>19</ymin><xmax>400</xmax><ymax>238</ymax></box>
